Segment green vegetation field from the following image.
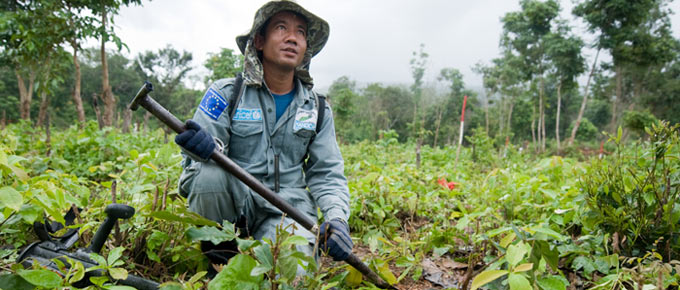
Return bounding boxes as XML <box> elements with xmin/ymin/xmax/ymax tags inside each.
<box><xmin>1</xmin><ymin>121</ymin><xmax>678</xmax><ymax>289</ymax></box>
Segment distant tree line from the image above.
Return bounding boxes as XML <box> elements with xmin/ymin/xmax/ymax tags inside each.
<box><xmin>1</xmin><ymin>0</ymin><xmax>678</xmax><ymax>152</ymax></box>
<box><xmin>328</xmin><ymin>0</ymin><xmax>679</xmax><ymax>151</ymax></box>
<box><xmin>0</xmin><ymin>0</ymin><xmax>243</xmax><ymax>131</ymax></box>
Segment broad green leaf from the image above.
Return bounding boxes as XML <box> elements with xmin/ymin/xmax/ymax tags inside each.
<box><xmin>5</xmin><ymin>164</ymin><xmax>28</xmax><ymax>181</ymax></box>
<box><xmin>253</xmin><ymin>244</ymin><xmax>273</xmax><ymax>269</ymax></box>
<box><xmin>534</xmin><ymin>240</ymin><xmax>559</xmax><ymax>272</ymax></box>
<box><xmin>514</xmin><ymin>263</ymin><xmax>533</xmax><ymax>272</ymax></box>
<box><xmin>17</xmin><ymin>269</ymin><xmax>61</xmax><ymax>288</ymax></box>
<box><xmin>130</xmin><ymin>149</ymin><xmax>139</xmax><ymax>160</ymax></box>
<box><xmin>433</xmin><ymin>246</ymin><xmax>450</xmax><ymax>257</ymax></box>
<box><xmin>282</xmin><ymin>235</ymin><xmax>309</xmax><ymax>247</ymax></box>
<box><xmin>18</xmin><ymin>204</ymin><xmax>41</xmax><ymax>223</ymax></box>
<box><xmin>208</xmin><ymin>254</ymin><xmax>263</xmax><ymax>290</ymax></box>
<box><xmin>250</xmin><ymin>265</ymin><xmax>272</xmax><ymax>276</ymax></box>
<box><xmin>186</xmin><ymin>226</ymin><xmax>235</xmax><ymax>244</ymax></box>
<box><xmin>500</xmin><ymin>232</ymin><xmax>516</xmax><ymax>248</ymax></box>
<box><xmin>69</xmin><ymin>261</ymin><xmax>85</xmax><ymax>284</ymax></box>
<box><xmin>471</xmin><ymin>270</ymin><xmax>508</xmax><ymax>290</ymax></box>
<box><xmin>188</xmin><ymin>271</ymin><xmax>207</xmax><ymax>284</ymax></box>
<box><xmin>572</xmin><ymin>256</ymin><xmax>595</xmax><ymax>276</ymax></box>
<box><xmin>593</xmin><ymin>256</ymin><xmax>611</xmax><ymax>274</ymax></box>
<box><xmin>159</xmin><ymin>282</ymin><xmax>184</xmax><ymax>290</ymax></box>
<box><xmin>151</xmin><ymin>210</ymin><xmax>218</xmax><ymax>226</ymax></box>
<box><xmin>486</xmin><ymin>227</ymin><xmax>512</xmax><ymax>238</ymax></box>
<box><xmin>345</xmin><ymin>265</ymin><xmax>363</xmax><ymax>287</ymax></box>
<box><xmin>0</xmin><ymin>186</ymin><xmax>22</xmax><ymax>211</ymax></box>
<box><xmin>532</xmin><ymin>226</ymin><xmax>567</xmax><ymax>241</ymax></box>
<box><xmin>109</xmin><ymin>267</ymin><xmax>128</xmax><ymax>280</ymax></box>
<box><xmin>277</xmin><ymin>253</ymin><xmax>299</xmax><ymax>282</ymax></box>
<box><xmin>508</xmin><ymin>273</ymin><xmax>531</xmax><ymax>290</ymax></box>
<box><xmin>107</xmin><ymin>247</ymin><xmax>125</xmax><ymax>266</ymax></box>
<box><xmin>237</xmin><ymin>239</ymin><xmax>259</xmax><ymax>251</ymax></box>
<box><xmin>377</xmin><ymin>260</ymin><xmax>397</xmax><ymax>285</ymax></box>
<box><xmin>537</xmin><ymin>275</ymin><xmax>568</xmax><ymax>290</ymax></box>
<box><xmin>0</xmin><ymin>273</ymin><xmax>34</xmax><ymax>290</ymax></box>
<box><xmin>89</xmin><ymin>252</ymin><xmax>108</xmax><ymax>267</ymax></box>
<box><xmin>506</xmin><ymin>242</ymin><xmax>528</xmax><ymax>268</ymax></box>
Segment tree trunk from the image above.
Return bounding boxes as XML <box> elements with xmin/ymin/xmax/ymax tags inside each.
<box><xmin>506</xmin><ymin>97</ymin><xmax>514</xmax><ymax>139</ymax></box>
<box><xmin>433</xmin><ymin>107</ymin><xmax>443</xmax><ymax>147</ymax></box>
<box><xmin>415</xmin><ymin>138</ymin><xmax>422</xmax><ymax>169</ymax></box>
<box><xmin>569</xmin><ymin>48</ymin><xmax>600</xmax><ymax>146</ymax></box>
<box><xmin>72</xmin><ymin>42</ymin><xmax>86</xmax><ymax>126</ymax></box>
<box><xmin>412</xmin><ymin>102</ymin><xmax>418</xmax><ymax>137</ymax></box>
<box><xmin>531</xmin><ymin>105</ymin><xmax>536</xmax><ymax>148</ymax></box>
<box><xmin>122</xmin><ymin>108</ymin><xmax>132</xmax><ymax>133</ymax></box>
<box><xmin>44</xmin><ymin>114</ymin><xmax>51</xmax><ymax>157</ymax></box>
<box><xmin>37</xmin><ymin>91</ymin><xmax>49</xmax><ymax>127</ymax></box>
<box><xmin>15</xmin><ymin>66</ymin><xmax>36</xmax><ymax>121</ymax></box>
<box><xmin>556</xmin><ymin>81</ymin><xmax>562</xmax><ymax>151</ymax></box>
<box><xmin>100</xmin><ymin>8</ymin><xmax>115</xmax><ymax>127</ymax></box>
<box><xmin>1</xmin><ymin>110</ymin><xmax>6</xmax><ymax>129</ymax></box>
<box><xmin>498</xmin><ymin>96</ymin><xmax>505</xmax><ymax>137</ymax></box>
<box><xmin>484</xmin><ymin>90</ymin><xmax>490</xmax><ymax>133</ymax></box>
<box><xmin>609</xmin><ymin>65</ymin><xmax>622</xmax><ymax>131</ymax></box>
<box><xmin>540</xmin><ymin>77</ymin><xmax>546</xmax><ymax>152</ymax></box>
<box><xmin>93</xmin><ymin>93</ymin><xmax>103</xmax><ymax>129</ymax></box>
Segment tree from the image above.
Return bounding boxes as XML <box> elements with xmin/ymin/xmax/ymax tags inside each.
<box><xmin>437</xmin><ymin>68</ymin><xmax>466</xmax><ymax>147</ymax></box>
<box><xmin>573</xmin><ymin>0</ymin><xmax>674</xmax><ymax>131</ymax></box>
<box><xmin>492</xmin><ymin>52</ymin><xmax>525</xmax><ymax>141</ymax></box>
<box><xmin>59</xmin><ymin>0</ymin><xmax>99</xmax><ymax>126</ymax></box>
<box><xmin>0</xmin><ymin>0</ymin><xmax>72</xmax><ymax>123</ymax></box>
<box><xmin>91</xmin><ymin>0</ymin><xmax>141</xmax><ymax>127</ymax></box>
<box><xmin>134</xmin><ymin>44</ymin><xmax>193</xmax><ymax>117</ymax></box>
<box><xmin>472</xmin><ymin>63</ymin><xmax>495</xmax><ymax>134</ymax></box>
<box><xmin>501</xmin><ymin>0</ymin><xmax>560</xmax><ymax>151</ymax></box>
<box><xmin>409</xmin><ymin>43</ymin><xmax>428</xmax><ymax>139</ymax></box>
<box><xmin>204</xmin><ymin>48</ymin><xmax>243</xmax><ymax>85</ymax></box>
<box><xmin>567</xmin><ymin>48</ymin><xmax>600</xmax><ymax>146</ymax></box>
<box><xmin>327</xmin><ymin>76</ymin><xmax>360</xmax><ymax>142</ymax></box>
<box><xmin>545</xmin><ymin>23</ymin><xmax>585</xmax><ymax>150</ymax></box>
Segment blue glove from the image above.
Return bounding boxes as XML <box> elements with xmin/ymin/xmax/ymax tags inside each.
<box><xmin>319</xmin><ymin>218</ymin><xmax>353</xmax><ymax>261</ymax></box>
<box><xmin>175</xmin><ymin>120</ymin><xmax>216</xmax><ymax>161</ymax></box>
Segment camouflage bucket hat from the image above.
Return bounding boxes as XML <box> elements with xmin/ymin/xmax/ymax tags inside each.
<box><xmin>236</xmin><ymin>0</ymin><xmax>330</xmax><ymax>57</ymax></box>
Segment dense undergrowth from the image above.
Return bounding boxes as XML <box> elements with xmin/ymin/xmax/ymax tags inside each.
<box><xmin>0</xmin><ymin>121</ymin><xmax>678</xmax><ymax>289</ymax></box>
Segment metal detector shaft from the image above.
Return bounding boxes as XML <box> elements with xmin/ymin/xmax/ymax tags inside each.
<box><xmin>129</xmin><ymin>82</ymin><xmax>396</xmax><ymax>290</ymax></box>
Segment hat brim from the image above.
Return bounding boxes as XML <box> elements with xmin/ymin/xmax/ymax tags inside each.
<box><xmin>236</xmin><ymin>1</ymin><xmax>329</xmax><ymax>57</ymax></box>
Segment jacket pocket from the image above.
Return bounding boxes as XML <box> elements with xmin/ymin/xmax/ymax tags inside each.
<box><xmin>229</xmin><ymin>121</ymin><xmax>264</xmax><ymax>162</ymax></box>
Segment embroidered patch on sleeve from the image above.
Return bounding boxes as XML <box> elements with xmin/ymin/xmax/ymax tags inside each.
<box><xmin>232</xmin><ymin>108</ymin><xmax>263</xmax><ymax>121</ymax></box>
<box><xmin>199</xmin><ymin>88</ymin><xmax>227</xmax><ymax>120</ymax></box>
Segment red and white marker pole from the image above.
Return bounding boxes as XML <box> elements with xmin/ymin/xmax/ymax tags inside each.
<box><xmin>454</xmin><ymin>95</ymin><xmax>468</xmax><ymax>167</ymax></box>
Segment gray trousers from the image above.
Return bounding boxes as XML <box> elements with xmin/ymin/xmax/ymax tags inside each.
<box><xmin>185</xmin><ymin>161</ymin><xmax>317</xmax><ymax>264</ymax></box>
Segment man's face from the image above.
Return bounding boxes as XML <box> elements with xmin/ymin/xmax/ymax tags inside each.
<box><xmin>254</xmin><ymin>11</ymin><xmax>308</xmax><ymax>72</ymax></box>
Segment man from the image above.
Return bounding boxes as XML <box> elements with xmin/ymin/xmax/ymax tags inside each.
<box><xmin>175</xmin><ymin>0</ymin><xmax>352</xmax><ymax>274</ymax></box>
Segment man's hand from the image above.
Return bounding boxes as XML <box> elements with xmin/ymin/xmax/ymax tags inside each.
<box><xmin>175</xmin><ymin>120</ymin><xmax>216</xmax><ymax>161</ymax></box>
<box><xmin>319</xmin><ymin>218</ymin><xmax>353</xmax><ymax>261</ymax></box>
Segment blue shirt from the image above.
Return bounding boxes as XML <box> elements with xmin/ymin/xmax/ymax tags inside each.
<box><xmin>272</xmin><ymin>88</ymin><xmax>296</xmax><ymax>122</ymax></box>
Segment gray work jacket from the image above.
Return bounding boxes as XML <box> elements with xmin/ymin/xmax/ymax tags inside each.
<box><xmin>178</xmin><ymin>77</ymin><xmax>350</xmax><ymax>223</ymax></box>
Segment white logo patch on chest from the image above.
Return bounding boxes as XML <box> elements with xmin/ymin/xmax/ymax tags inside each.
<box><xmin>293</xmin><ymin>107</ymin><xmax>317</xmax><ymax>131</ymax></box>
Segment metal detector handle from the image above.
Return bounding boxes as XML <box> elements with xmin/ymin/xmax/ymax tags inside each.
<box><xmin>128</xmin><ymin>82</ymin><xmax>397</xmax><ymax>290</ymax></box>
<box><xmin>89</xmin><ymin>204</ymin><xmax>135</xmax><ymax>254</ymax></box>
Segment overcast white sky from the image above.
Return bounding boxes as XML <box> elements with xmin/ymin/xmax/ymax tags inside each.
<box><xmin>100</xmin><ymin>0</ymin><xmax>680</xmax><ymax>93</ymax></box>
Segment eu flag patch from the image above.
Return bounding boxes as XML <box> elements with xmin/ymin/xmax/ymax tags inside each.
<box><xmin>199</xmin><ymin>88</ymin><xmax>227</xmax><ymax>120</ymax></box>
